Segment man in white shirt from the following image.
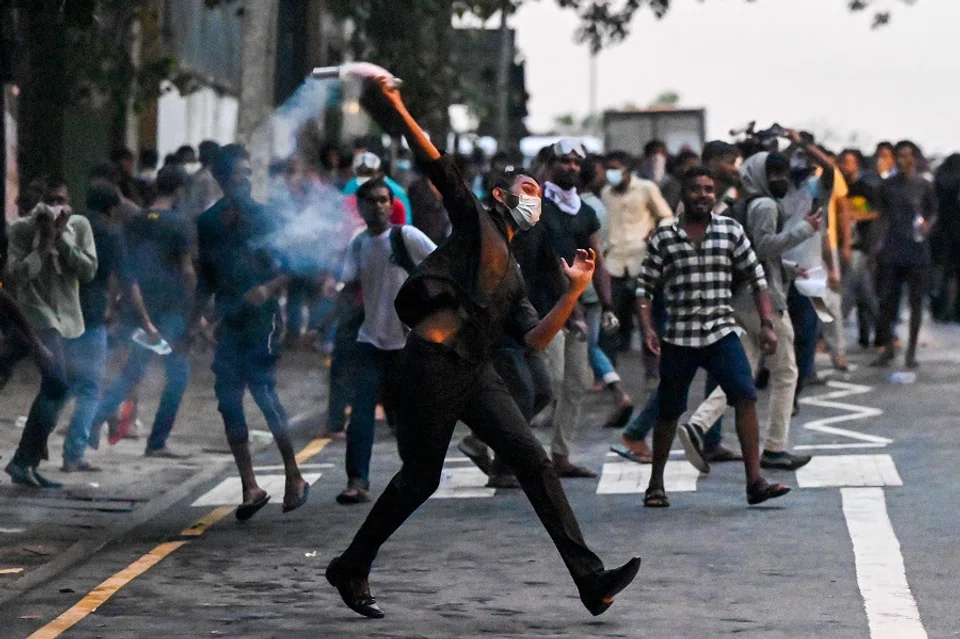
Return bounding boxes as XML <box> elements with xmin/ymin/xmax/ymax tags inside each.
<box><xmin>601</xmin><ymin>151</ymin><xmax>673</xmax><ymax>376</ymax></box>
<box><xmin>336</xmin><ymin>178</ymin><xmax>436</xmax><ymax>504</ymax></box>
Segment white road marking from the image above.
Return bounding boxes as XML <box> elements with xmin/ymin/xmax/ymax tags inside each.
<box><xmin>432</xmin><ymin>467</ymin><xmax>495</xmax><ymax>499</ymax></box>
<box><xmin>190</xmin><ymin>473</ymin><xmax>322</xmax><ymax>507</ymax></box>
<box><xmin>800</xmin><ymin>381</ymin><xmax>890</xmax><ymax>445</ymax></box>
<box><xmin>842</xmin><ymin>488</ymin><xmax>927</xmax><ymax>639</ymax></box>
<box><xmin>796</xmin><ymin>455</ymin><xmax>902</xmax><ymax>489</ymax></box>
<box><xmin>253</xmin><ymin>463</ymin><xmax>334</xmax><ymax>472</ymax></box>
<box><xmin>604</xmin><ymin>449</ymin><xmax>684</xmax><ymax>458</ymax></box>
<box><xmin>0</xmin><ymin>528</ymin><xmax>26</xmax><ymax>534</ymax></box>
<box><xmin>794</xmin><ymin>443</ymin><xmax>888</xmax><ymax>451</ymax></box>
<box><xmin>597</xmin><ymin>461</ymin><xmax>700</xmax><ymax>494</ymax></box>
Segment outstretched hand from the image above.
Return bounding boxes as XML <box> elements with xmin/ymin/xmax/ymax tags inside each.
<box><xmin>561</xmin><ymin>248</ymin><xmax>596</xmax><ymax>294</ymax></box>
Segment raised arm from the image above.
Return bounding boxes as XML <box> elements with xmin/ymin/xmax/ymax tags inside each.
<box><xmin>59</xmin><ymin>216</ymin><xmax>98</xmax><ymax>283</ymax></box>
<box><xmin>360</xmin><ymin>76</ymin><xmax>439</xmax><ymax>164</ymax></box>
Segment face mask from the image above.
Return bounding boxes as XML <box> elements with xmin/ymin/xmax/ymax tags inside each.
<box><xmin>768</xmin><ymin>179</ymin><xmax>790</xmax><ymax>199</ymax></box>
<box><xmin>605</xmin><ymin>169</ymin><xmax>624</xmax><ymax>188</ymax></box>
<box><xmin>508</xmin><ymin>194</ymin><xmax>542</xmax><ymax>230</ymax></box>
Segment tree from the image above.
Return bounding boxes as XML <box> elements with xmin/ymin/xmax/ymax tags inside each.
<box><xmin>9</xmin><ymin>0</ymin><xmax>175</xmax><ymax>188</ymax></box>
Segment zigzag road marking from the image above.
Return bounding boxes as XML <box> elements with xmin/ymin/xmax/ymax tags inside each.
<box><xmin>798</xmin><ymin>381</ymin><xmax>890</xmax><ymax>446</ymax></box>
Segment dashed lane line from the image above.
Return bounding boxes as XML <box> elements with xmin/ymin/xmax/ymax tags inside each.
<box><xmin>25</xmin><ymin>438</ymin><xmax>330</xmax><ymax>639</ymax></box>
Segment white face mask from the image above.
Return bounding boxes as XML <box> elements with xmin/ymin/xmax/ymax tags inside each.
<box><xmin>605</xmin><ymin>168</ymin><xmax>624</xmax><ymax>188</ymax></box>
<box><xmin>509</xmin><ymin>194</ymin><xmax>542</xmax><ymax>230</ymax></box>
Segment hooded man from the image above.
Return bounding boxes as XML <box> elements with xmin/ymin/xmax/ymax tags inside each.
<box><xmin>677</xmin><ymin>152</ymin><xmax>822</xmax><ymax>473</ymax></box>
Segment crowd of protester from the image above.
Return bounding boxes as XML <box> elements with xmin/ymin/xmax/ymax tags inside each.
<box><xmin>1</xmin><ymin>121</ymin><xmax>957</xmax><ymax>509</ymax></box>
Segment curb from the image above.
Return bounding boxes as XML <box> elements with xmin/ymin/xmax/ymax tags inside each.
<box><xmin>0</xmin><ymin>408</ymin><xmax>325</xmax><ymax>606</ymax></box>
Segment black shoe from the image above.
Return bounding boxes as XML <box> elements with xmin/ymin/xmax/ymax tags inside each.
<box><xmin>486</xmin><ymin>473</ymin><xmax>521</xmax><ymax>489</ymax></box>
<box><xmin>760</xmin><ymin>450</ymin><xmax>812</xmax><ymax>471</ymax></box>
<box><xmin>5</xmin><ymin>461</ymin><xmax>41</xmax><ymax>488</ymax></box>
<box><xmin>577</xmin><ymin>557</ymin><xmax>642</xmax><ymax>616</ymax></box>
<box><xmin>31</xmin><ymin>468</ymin><xmax>63</xmax><ymax>489</ymax></box>
<box><xmin>326</xmin><ymin>556</ymin><xmax>384</xmax><ymax>619</ymax></box>
<box><xmin>457</xmin><ymin>436</ymin><xmax>491</xmax><ymax>476</ymax></box>
<box><xmin>676</xmin><ymin>423</ymin><xmax>709</xmax><ymax>474</ymax></box>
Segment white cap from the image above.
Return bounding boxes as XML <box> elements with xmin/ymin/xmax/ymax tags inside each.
<box><xmin>352</xmin><ymin>151</ymin><xmax>382</xmax><ymax>173</ymax></box>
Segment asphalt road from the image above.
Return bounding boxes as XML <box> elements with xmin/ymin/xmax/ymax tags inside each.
<box><xmin>3</xmin><ymin>322</ymin><xmax>959</xmax><ymax>639</ymax></box>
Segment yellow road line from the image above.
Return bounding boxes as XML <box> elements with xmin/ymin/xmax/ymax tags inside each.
<box><xmin>0</xmin><ymin>567</ymin><xmax>24</xmax><ymax>575</ymax></box>
<box><xmin>25</xmin><ymin>437</ymin><xmax>332</xmax><ymax>637</ymax></box>
<box><xmin>180</xmin><ymin>505</ymin><xmax>236</xmax><ymax>537</ymax></box>
<box><xmin>27</xmin><ymin>541</ymin><xmax>187</xmax><ymax>639</ymax></box>
<box><xmin>295</xmin><ymin>437</ymin><xmax>330</xmax><ymax>464</ymax></box>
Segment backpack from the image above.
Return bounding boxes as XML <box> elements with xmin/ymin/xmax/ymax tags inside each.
<box><xmin>387</xmin><ymin>225</ymin><xmax>417</xmax><ymax>274</ymax></box>
<box><xmin>337</xmin><ymin>225</ymin><xmax>416</xmax><ymax>342</ymax></box>
<box><xmin>728</xmin><ymin>194</ymin><xmax>783</xmax><ymax>243</ymax></box>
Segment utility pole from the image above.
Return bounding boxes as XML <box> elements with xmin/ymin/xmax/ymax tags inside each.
<box><xmin>496</xmin><ymin>0</ymin><xmax>512</xmax><ymax>153</ymax></box>
<box><xmin>238</xmin><ymin>0</ymin><xmax>279</xmax><ymax>200</ymax></box>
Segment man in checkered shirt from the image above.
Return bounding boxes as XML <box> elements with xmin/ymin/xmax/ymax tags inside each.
<box><xmin>634</xmin><ymin>165</ymin><xmax>791</xmax><ymax>508</ymax></box>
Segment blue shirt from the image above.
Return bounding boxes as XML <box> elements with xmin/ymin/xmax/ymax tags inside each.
<box><xmin>196</xmin><ymin>197</ymin><xmax>285</xmax><ymax>323</ymax></box>
<box><xmin>125</xmin><ymin>208</ymin><xmax>192</xmax><ymax>316</ymax></box>
<box><xmin>80</xmin><ymin>213</ymin><xmax>127</xmax><ymax>327</ymax></box>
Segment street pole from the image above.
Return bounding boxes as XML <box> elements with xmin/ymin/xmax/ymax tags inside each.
<box><xmin>238</xmin><ymin>0</ymin><xmax>279</xmax><ymax>200</ymax></box>
<box><xmin>496</xmin><ymin>0</ymin><xmax>512</xmax><ymax>153</ymax></box>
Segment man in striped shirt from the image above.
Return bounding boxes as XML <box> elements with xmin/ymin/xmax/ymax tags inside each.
<box><xmin>635</xmin><ymin>166</ymin><xmax>790</xmax><ymax>508</ymax></box>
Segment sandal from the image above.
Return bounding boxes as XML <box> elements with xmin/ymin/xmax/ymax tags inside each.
<box><xmin>746</xmin><ymin>480</ymin><xmax>791</xmax><ymax>506</ymax></box>
<box><xmin>643</xmin><ymin>487</ymin><xmax>670</xmax><ymax>508</ymax></box>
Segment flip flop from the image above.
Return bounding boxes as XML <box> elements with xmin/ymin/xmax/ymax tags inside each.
<box><xmin>236</xmin><ymin>493</ymin><xmax>271</xmax><ymax>521</ymax></box>
<box><xmin>747</xmin><ymin>480</ymin><xmax>791</xmax><ymax>506</ymax></box>
<box><xmin>643</xmin><ymin>487</ymin><xmax>670</xmax><ymax>508</ymax></box>
<box><xmin>283</xmin><ymin>481</ymin><xmax>311</xmax><ymax>514</ymax></box>
<box><xmin>609</xmin><ymin>444</ymin><xmax>652</xmax><ymax>465</ymax></box>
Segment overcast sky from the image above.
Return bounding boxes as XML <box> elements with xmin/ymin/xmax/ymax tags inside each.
<box><xmin>509</xmin><ymin>0</ymin><xmax>960</xmax><ymax>154</ymax></box>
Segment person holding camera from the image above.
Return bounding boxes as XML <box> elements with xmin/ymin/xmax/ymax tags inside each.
<box><xmin>5</xmin><ymin>182</ymin><xmax>98</xmax><ymax>488</ymax></box>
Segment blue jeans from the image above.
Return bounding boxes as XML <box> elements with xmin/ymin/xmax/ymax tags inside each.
<box><xmin>95</xmin><ymin>315</ymin><xmax>190</xmax><ymax>452</ymax></box>
<box><xmin>346</xmin><ymin>343</ymin><xmax>398</xmax><ymax>483</ymax></box>
<box><xmin>62</xmin><ymin>326</ymin><xmax>108</xmax><ymax>463</ymax></box>
<box><xmin>788</xmin><ymin>284</ymin><xmax>818</xmax><ymax>381</ymax></box>
<box><xmin>584</xmin><ymin>303</ymin><xmax>619</xmax><ymax>384</ymax></box>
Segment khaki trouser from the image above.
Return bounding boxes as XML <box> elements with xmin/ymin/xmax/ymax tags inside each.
<box><xmin>687</xmin><ymin>309</ymin><xmax>798</xmax><ymax>453</ymax></box>
<box><xmin>543</xmin><ymin>328</ymin><xmax>591</xmax><ymax>458</ymax></box>
<box><xmin>820</xmin><ymin>287</ymin><xmax>847</xmax><ymax>363</ymax></box>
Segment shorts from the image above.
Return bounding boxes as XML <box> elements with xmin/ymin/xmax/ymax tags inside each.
<box><xmin>657</xmin><ymin>332</ymin><xmax>757</xmax><ymax>421</ymax></box>
<box><xmin>212</xmin><ymin>309</ymin><xmax>283</xmax><ymax>386</ymax></box>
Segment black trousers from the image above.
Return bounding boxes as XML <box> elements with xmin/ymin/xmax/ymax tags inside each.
<box><xmin>12</xmin><ymin>329</ymin><xmax>69</xmax><ymax>467</ymax></box>
<box><xmin>876</xmin><ymin>262</ymin><xmax>929</xmax><ymax>349</ymax></box>
<box><xmin>340</xmin><ymin>334</ymin><xmax>604</xmax><ymax>582</ymax></box>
